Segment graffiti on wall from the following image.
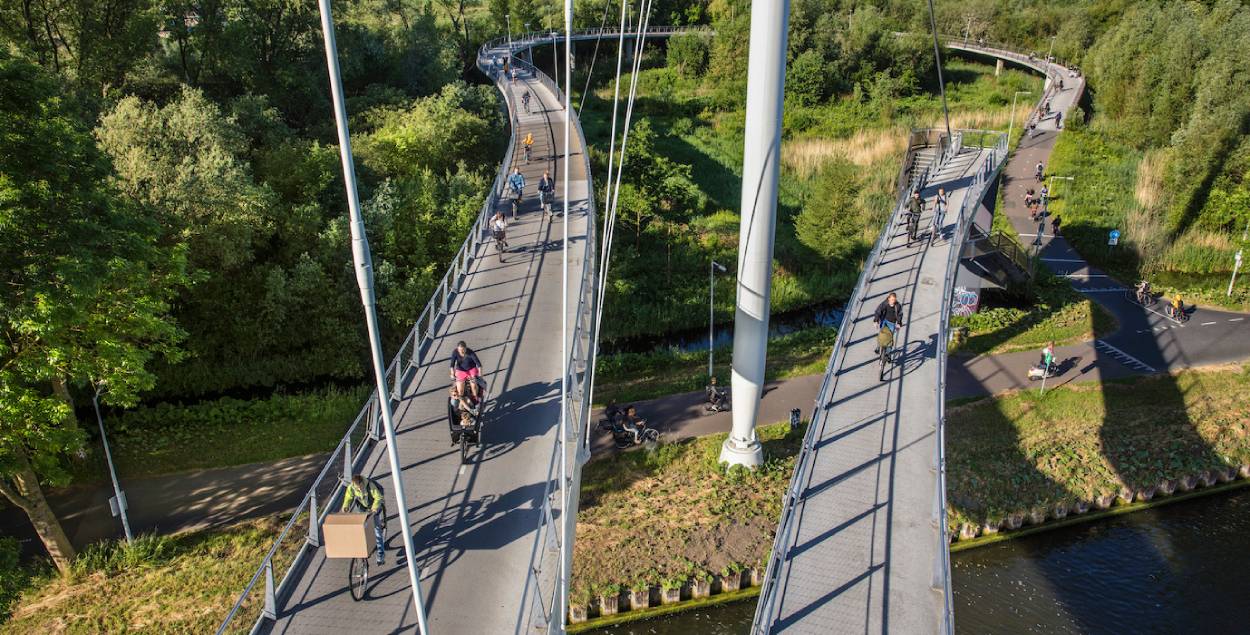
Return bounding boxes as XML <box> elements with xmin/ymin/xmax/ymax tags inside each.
<box><xmin>951</xmin><ymin>287</ymin><xmax>980</xmax><ymax>317</ymax></box>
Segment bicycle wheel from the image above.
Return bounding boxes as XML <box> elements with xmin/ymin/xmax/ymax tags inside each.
<box><xmin>460</xmin><ymin>432</ymin><xmax>470</xmax><ymax>464</ymax></box>
<box><xmin>643</xmin><ymin>428</ymin><xmax>660</xmax><ymax>443</ymax></box>
<box><xmin>349</xmin><ymin>557</ymin><xmax>369</xmax><ymax>601</ymax></box>
<box><xmin>879</xmin><ymin>344</ymin><xmax>889</xmax><ymax>381</ymax></box>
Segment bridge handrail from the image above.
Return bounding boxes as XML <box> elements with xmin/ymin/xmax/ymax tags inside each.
<box><xmin>932</xmin><ymin>131</ymin><xmax>1008</xmax><ymax>634</ymax></box>
<box><xmin>477</xmin><ymin>37</ymin><xmax>601</xmax><ymax>631</ymax></box>
<box><xmin>481</xmin><ymin>25</ymin><xmax>709</xmax><ymax>53</ymax></box>
<box><xmin>751</xmin><ymin>131</ymin><xmax>950</xmax><ymax>633</ymax></box>
<box><xmin>217</xmin><ymin>45</ymin><xmax>521</xmax><ymax>635</ymax></box>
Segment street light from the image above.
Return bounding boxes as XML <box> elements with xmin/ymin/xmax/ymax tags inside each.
<box><xmin>1008</xmin><ymin>90</ymin><xmax>1032</xmax><ymax>146</ymax></box>
<box><xmin>505</xmin><ymin>13</ymin><xmax>512</xmax><ymax>57</ymax></box>
<box><xmin>709</xmin><ymin>260</ymin><xmax>727</xmax><ymax>378</ymax></box>
<box><xmin>1046</xmin><ymin>35</ymin><xmax>1056</xmax><ymax>78</ymax></box>
<box><xmin>1229</xmin><ymin>217</ymin><xmax>1248</xmax><ymax>296</ymax></box>
<box><xmin>91</xmin><ymin>382</ymin><xmax>133</xmax><ymax>544</ymax></box>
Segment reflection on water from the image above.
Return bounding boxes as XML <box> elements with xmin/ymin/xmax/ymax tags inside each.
<box><xmin>588</xmin><ymin>489</ymin><xmax>1250</xmax><ymax>634</ymax></box>
<box><xmin>954</xmin><ymin>487</ymin><xmax>1250</xmax><ymax>633</ymax></box>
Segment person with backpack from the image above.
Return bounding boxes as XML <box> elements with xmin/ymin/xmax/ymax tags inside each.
<box><xmin>537</xmin><ymin>170</ymin><xmax>555</xmax><ymax>217</ymax></box>
<box><xmin>342</xmin><ymin>474</ymin><xmax>387</xmax><ymax>566</ymax></box>
<box><xmin>906</xmin><ymin>190</ymin><xmax>924</xmax><ymax>243</ymax></box>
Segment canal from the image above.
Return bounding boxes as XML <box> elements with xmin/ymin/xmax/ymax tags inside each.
<box><xmin>587</xmin><ymin>487</ymin><xmax>1250</xmax><ymax>633</ymax></box>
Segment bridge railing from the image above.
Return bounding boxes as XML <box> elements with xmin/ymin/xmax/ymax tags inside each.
<box><xmin>482</xmin><ymin>25</ymin><xmax>709</xmax><ymax>54</ymax></box>
<box><xmin>750</xmin><ymin>130</ymin><xmax>949</xmax><ymax>633</ymax></box>
<box><xmin>933</xmin><ymin>130</ymin><xmax>1008</xmax><ymax>632</ymax></box>
<box><xmin>217</xmin><ymin>49</ymin><xmax>520</xmax><ymax>635</ymax></box>
<box><xmin>478</xmin><ymin>37</ymin><xmax>600</xmax><ymax>631</ymax></box>
<box><xmin>942</xmin><ymin>36</ymin><xmax>1082</xmax><ymax>136</ymax></box>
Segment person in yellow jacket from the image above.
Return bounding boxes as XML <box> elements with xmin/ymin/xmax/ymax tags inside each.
<box><xmin>523</xmin><ymin>132</ymin><xmax>534</xmax><ymax>162</ymax></box>
<box><xmin>342</xmin><ymin>473</ymin><xmax>387</xmax><ymax>565</ymax></box>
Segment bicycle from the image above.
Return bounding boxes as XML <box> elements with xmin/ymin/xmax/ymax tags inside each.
<box><xmin>1166</xmin><ymin>303</ymin><xmax>1190</xmax><ymax>323</ymax></box>
<box><xmin>876</xmin><ymin>325</ymin><xmax>899</xmax><ymax>381</ymax></box>
<box><xmin>349</xmin><ymin>555</ymin><xmax>370</xmax><ymax>601</ymax></box>
<box><xmin>509</xmin><ymin>190</ymin><xmax>522</xmax><ymax>220</ymax></box>
<box><xmin>524</xmin><ymin>143</ymin><xmax>532</xmax><ymax>163</ymax></box>
<box><xmin>1126</xmin><ymin>288</ymin><xmax>1152</xmax><ymax>307</ymax></box>
<box><xmin>539</xmin><ymin>191</ymin><xmax>552</xmax><ymax>217</ymax></box>
<box><xmin>493</xmin><ymin>229</ymin><xmax>507</xmax><ymax>261</ymax></box>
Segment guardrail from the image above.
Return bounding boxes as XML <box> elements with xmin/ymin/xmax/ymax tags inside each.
<box><xmin>478</xmin><ymin>36</ymin><xmax>601</xmax><ymax>632</ymax></box>
<box><xmin>216</xmin><ymin>43</ymin><xmax>522</xmax><ymax>635</ymax></box>
<box><xmin>750</xmin><ymin>130</ymin><xmax>949</xmax><ymax>633</ymax></box>
<box><xmin>932</xmin><ymin>130</ymin><xmax>1007</xmax><ymax>634</ymax></box>
<box><xmin>481</xmin><ymin>25</ymin><xmax>709</xmax><ymax>53</ymax></box>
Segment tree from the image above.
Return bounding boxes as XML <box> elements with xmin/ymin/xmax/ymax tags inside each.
<box><xmin>0</xmin><ymin>53</ymin><xmax>189</xmax><ymax>572</ymax></box>
<box><xmin>666</xmin><ymin>33</ymin><xmax>709</xmax><ymax>79</ymax></box>
<box><xmin>786</xmin><ymin>49</ymin><xmax>827</xmax><ymax>107</ymax></box>
<box><xmin>795</xmin><ymin>158</ymin><xmax>862</xmax><ymax>263</ymax></box>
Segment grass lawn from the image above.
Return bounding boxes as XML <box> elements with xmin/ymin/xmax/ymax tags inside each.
<box><xmin>70</xmin><ymin>387</ymin><xmax>369</xmax><ymax>484</ymax></box>
<box><xmin>946</xmin><ymin>365</ymin><xmax>1250</xmax><ymax>531</ymax></box>
<box><xmin>951</xmin><ymin>270</ymin><xmax>1118</xmax><ymax>356</ymax></box>
<box><xmin>594</xmin><ymin>326</ymin><xmax>835</xmax><ymax>405</ymax></box>
<box><xmin>573</xmin><ymin>421</ymin><xmax>800</xmax><ymax>603</ymax></box>
<box><xmin>1</xmin><ymin>516</ymin><xmax>292</xmax><ymax>634</ymax></box>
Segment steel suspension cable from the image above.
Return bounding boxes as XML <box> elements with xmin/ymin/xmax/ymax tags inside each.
<box><xmin>577</xmin><ymin>0</ymin><xmax>616</xmax><ymax>116</ymax></box>
<box><xmin>559</xmin><ymin>0</ymin><xmax>573</xmax><ymax>627</ymax></box>
<box><xmin>586</xmin><ymin>0</ymin><xmax>654</xmax><ymax>413</ymax></box>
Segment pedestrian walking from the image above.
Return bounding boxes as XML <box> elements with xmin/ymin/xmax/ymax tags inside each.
<box><xmin>930</xmin><ymin>187</ymin><xmax>947</xmax><ymax>243</ymax></box>
<box><xmin>1035</xmin><ymin>162</ymin><xmax>1044</xmax><ymax>182</ymax></box>
<box><xmin>1056</xmin><ymin>111</ymin><xmax>1063</xmax><ymax>129</ymax></box>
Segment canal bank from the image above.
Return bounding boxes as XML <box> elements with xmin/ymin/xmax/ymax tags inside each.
<box><xmin>571</xmin><ymin>365</ymin><xmax>1250</xmax><ymax>629</ymax></box>
<box><xmin>579</xmin><ymin>486</ymin><xmax>1250</xmax><ymax>633</ymax></box>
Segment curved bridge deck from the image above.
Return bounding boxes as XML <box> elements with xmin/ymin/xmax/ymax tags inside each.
<box><xmin>756</xmin><ymin>137</ymin><xmax>1004</xmax><ymax>633</ymax></box>
<box><xmin>261</xmin><ymin>43</ymin><xmax>589</xmax><ymax>634</ymax></box>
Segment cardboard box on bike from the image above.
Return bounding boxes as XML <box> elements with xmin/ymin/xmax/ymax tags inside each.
<box><xmin>323</xmin><ymin>513</ymin><xmax>374</xmax><ymax>559</ymax></box>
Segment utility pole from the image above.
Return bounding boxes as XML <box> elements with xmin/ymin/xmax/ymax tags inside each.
<box><xmin>506</xmin><ymin>13</ymin><xmax>512</xmax><ymax>54</ymax></box>
<box><xmin>721</xmin><ymin>0</ymin><xmax>790</xmax><ymax>469</ymax></box>
<box><xmin>1008</xmin><ymin>90</ymin><xmax>1031</xmax><ymax>146</ymax></box>
<box><xmin>91</xmin><ymin>383</ymin><xmax>133</xmax><ymax>544</ymax></box>
<box><xmin>1046</xmin><ymin>35</ymin><xmax>1056</xmax><ymax>78</ymax></box>
<box><xmin>315</xmin><ymin>1</ymin><xmax>428</xmax><ymax>631</ymax></box>
<box><xmin>709</xmin><ymin>260</ymin><xmax>727</xmax><ymax>378</ymax></box>
<box><xmin>1230</xmin><ymin>217</ymin><xmax>1248</xmax><ymax>296</ymax></box>
<box><xmin>926</xmin><ymin>0</ymin><xmax>951</xmax><ymax>141</ymax></box>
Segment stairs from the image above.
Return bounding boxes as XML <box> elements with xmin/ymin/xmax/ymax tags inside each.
<box><xmin>964</xmin><ymin>228</ymin><xmax>1032</xmax><ymax>289</ymax></box>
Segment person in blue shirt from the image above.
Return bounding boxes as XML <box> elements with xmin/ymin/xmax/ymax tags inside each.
<box><xmin>508</xmin><ymin>167</ymin><xmax>525</xmax><ymax>199</ymax></box>
<box><xmin>342</xmin><ymin>473</ymin><xmax>387</xmax><ymax>565</ymax></box>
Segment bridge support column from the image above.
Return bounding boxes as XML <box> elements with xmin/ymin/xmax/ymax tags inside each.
<box><xmin>720</xmin><ymin>0</ymin><xmax>790</xmax><ymax>469</ymax></box>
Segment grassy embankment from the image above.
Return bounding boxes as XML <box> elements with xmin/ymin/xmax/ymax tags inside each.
<box><xmin>1046</xmin><ymin>127</ymin><xmax>1250</xmax><ymax>312</ymax></box>
<box><xmin>0</xmin><ymin>516</ymin><xmax>293</xmax><ymax>633</ymax></box>
<box><xmin>69</xmin><ymin>387</ymin><xmax>368</xmax><ymax>486</ymax></box>
<box><xmin>570</xmin><ymin>365</ymin><xmax>1250</xmax><ymax>619</ymax></box>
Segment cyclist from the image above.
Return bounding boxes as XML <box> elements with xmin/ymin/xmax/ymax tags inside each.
<box><xmin>1039</xmin><ymin>341</ymin><xmax>1055</xmax><ymax>374</ymax></box>
<box><xmin>705</xmin><ymin>376</ymin><xmax>728</xmax><ymax>412</ymax></box>
<box><xmin>537</xmin><ymin>170</ymin><xmax>555</xmax><ymax>217</ymax></box>
<box><xmin>449</xmin><ymin>341</ymin><xmax>484</xmax><ymax>402</ymax></box>
<box><xmin>622</xmin><ymin>406</ymin><xmax>647</xmax><ymax>444</ymax></box>
<box><xmin>522</xmin><ymin>90</ymin><xmax>531</xmax><ymax>113</ymax></box>
<box><xmin>1169</xmin><ymin>294</ymin><xmax>1184</xmax><ymax>320</ymax></box>
<box><xmin>492</xmin><ymin>211</ymin><xmax>508</xmax><ymax>250</ymax></box>
<box><xmin>1035</xmin><ymin>161</ymin><xmax>1044</xmax><ymax>182</ymax></box>
<box><xmin>873</xmin><ymin>292</ymin><xmax>904</xmax><ymax>353</ymax></box>
<box><xmin>341</xmin><ymin>473</ymin><xmax>386</xmax><ymax>566</ymax></box>
<box><xmin>508</xmin><ymin>167</ymin><xmax>525</xmax><ymax>219</ymax></box>
<box><xmin>523</xmin><ymin>132</ymin><xmax>534</xmax><ymax>163</ymax></box>
<box><xmin>1135</xmin><ymin>280</ymin><xmax>1152</xmax><ymax>305</ymax></box>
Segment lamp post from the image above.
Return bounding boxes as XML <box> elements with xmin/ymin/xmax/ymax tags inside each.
<box><xmin>1046</xmin><ymin>35</ymin><xmax>1056</xmax><ymax>78</ymax></box>
<box><xmin>709</xmin><ymin>260</ymin><xmax>727</xmax><ymax>378</ymax></box>
<box><xmin>1229</xmin><ymin>217</ymin><xmax>1248</xmax><ymax>296</ymax></box>
<box><xmin>315</xmin><ymin>0</ymin><xmax>428</xmax><ymax>630</ymax></box>
<box><xmin>91</xmin><ymin>382</ymin><xmax>133</xmax><ymax>544</ymax></box>
<box><xmin>505</xmin><ymin>13</ymin><xmax>512</xmax><ymax>53</ymax></box>
<box><xmin>1008</xmin><ymin>90</ymin><xmax>1031</xmax><ymax>146</ymax></box>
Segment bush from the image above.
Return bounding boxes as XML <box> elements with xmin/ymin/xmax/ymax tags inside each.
<box><xmin>0</xmin><ymin>537</ymin><xmax>31</xmax><ymax>621</ymax></box>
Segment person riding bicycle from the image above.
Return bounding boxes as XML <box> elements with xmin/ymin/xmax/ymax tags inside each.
<box><xmin>342</xmin><ymin>473</ymin><xmax>387</xmax><ymax>566</ymax></box>
<box><xmin>622</xmin><ymin>406</ymin><xmax>647</xmax><ymax>444</ymax></box>
<box><xmin>1039</xmin><ymin>341</ymin><xmax>1055</xmax><ymax>374</ymax></box>
<box><xmin>873</xmin><ymin>292</ymin><xmax>904</xmax><ymax>353</ymax></box>
<box><xmin>537</xmin><ymin>170</ymin><xmax>555</xmax><ymax>217</ymax></box>
<box><xmin>492</xmin><ymin>211</ymin><xmax>508</xmax><ymax>249</ymax></box>
<box><xmin>507</xmin><ymin>168</ymin><xmax>525</xmax><ymax>217</ymax></box>
<box><xmin>1135</xmin><ymin>280</ymin><xmax>1152</xmax><ymax>304</ymax></box>
<box><xmin>705</xmin><ymin>376</ymin><xmax>728</xmax><ymax>411</ymax></box>
<box><xmin>449</xmin><ymin>341</ymin><xmax>483</xmax><ymax>402</ymax></box>
<box><xmin>906</xmin><ymin>191</ymin><xmax>924</xmax><ymax>241</ymax></box>
<box><xmin>522</xmin><ymin>90</ymin><xmax>531</xmax><ymax>111</ymax></box>
<box><xmin>523</xmin><ymin>132</ymin><xmax>534</xmax><ymax>162</ymax></box>
<box><xmin>1035</xmin><ymin>161</ymin><xmax>1044</xmax><ymax>182</ymax></box>
<box><xmin>1170</xmin><ymin>294</ymin><xmax>1184</xmax><ymax>319</ymax></box>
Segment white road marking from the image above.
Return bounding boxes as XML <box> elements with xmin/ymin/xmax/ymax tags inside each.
<box><xmin>1040</xmin><ymin>258</ymin><xmax>1085</xmax><ymax>262</ymax></box>
<box><xmin>1077</xmin><ymin>288</ymin><xmax>1127</xmax><ymax>294</ymax></box>
<box><xmin>1063</xmin><ymin>274</ymin><xmax>1111</xmax><ymax>278</ymax></box>
<box><xmin>1201</xmin><ymin>321</ymin><xmax>1217</xmax><ymax>325</ymax></box>
<box><xmin>1231</xmin><ymin>318</ymin><xmax>1245</xmax><ymax>322</ymax></box>
<box><xmin>459</xmin><ymin>465</ymin><xmax>466</xmax><ymax>475</ymax></box>
<box><xmin>1094</xmin><ymin>340</ymin><xmax>1157</xmax><ymax>373</ymax></box>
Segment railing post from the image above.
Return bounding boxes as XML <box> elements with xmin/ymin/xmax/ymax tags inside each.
<box><xmin>309</xmin><ymin>492</ymin><xmax>322</xmax><ymax>547</ymax></box>
<box><xmin>391</xmin><ymin>349</ymin><xmax>403</xmax><ymax>402</ymax></box>
<box><xmin>344</xmin><ymin>435</ymin><xmax>353</xmax><ymax>482</ymax></box>
<box><xmin>263</xmin><ymin>560</ymin><xmax>277</xmax><ymax>621</ymax></box>
<box><xmin>410</xmin><ymin>326</ymin><xmax>421</xmax><ymax>372</ymax></box>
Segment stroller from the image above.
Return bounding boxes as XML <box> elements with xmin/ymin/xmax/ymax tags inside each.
<box><xmin>448</xmin><ymin>377</ymin><xmax>489</xmax><ymax>463</ymax></box>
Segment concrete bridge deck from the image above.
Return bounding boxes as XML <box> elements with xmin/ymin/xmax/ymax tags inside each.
<box><xmin>261</xmin><ymin>42</ymin><xmax>589</xmax><ymax>635</ymax></box>
<box><xmin>756</xmin><ymin>139</ymin><xmax>1003</xmax><ymax>633</ymax></box>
